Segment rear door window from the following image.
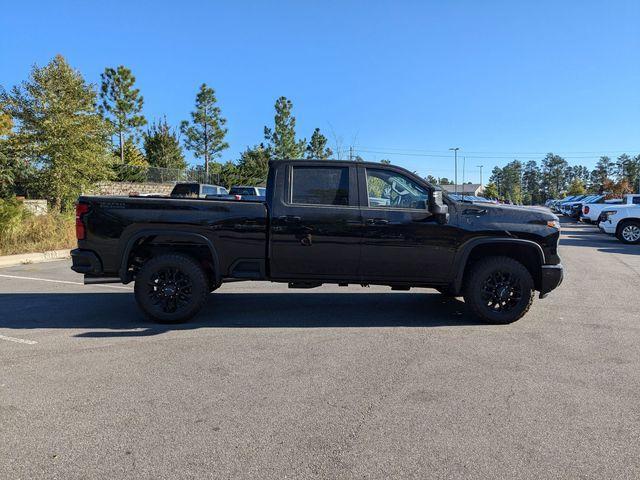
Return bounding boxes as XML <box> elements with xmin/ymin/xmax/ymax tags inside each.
<box><xmin>290</xmin><ymin>167</ymin><xmax>349</xmax><ymax>206</ymax></box>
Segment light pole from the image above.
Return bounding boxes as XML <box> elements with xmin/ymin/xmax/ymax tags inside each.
<box><xmin>476</xmin><ymin>165</ymin><xmax>484</xmax><ymax>186</ymax></box>
<box><xmin>449</xmin><ymin>147</ymin><xmax>460</xmax><ymax>193</ymax></box>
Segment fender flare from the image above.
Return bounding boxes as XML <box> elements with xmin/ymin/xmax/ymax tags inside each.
<box><xmin>452</xmin><ymin>238</ymin><xmax>545</xmax><ymax>293</ymax></box>
<box><xmin>118</xmin><ymin>229</ymin><xmax>220</xmax><ymax>283</ymax></box>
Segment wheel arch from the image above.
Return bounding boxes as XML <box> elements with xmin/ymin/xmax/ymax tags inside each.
<box><xmin>118</xmin><ymin>229</ymin><xmax>221</xmax><ymax>285</ymax></box>
<box><xmin>616</xmin><ymin>218</ymin><xmax>640</xmax><ymax>236</ymax></box>
<box><xmin>452</xmin><ymin>238</ymin><xmax>545</xmax><ymax>294</ymax></box>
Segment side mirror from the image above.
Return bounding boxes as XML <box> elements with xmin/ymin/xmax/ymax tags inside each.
<box><xmin>429</xmin><ymin>190</ymin><xmax>449</xmax><ymax>224</ymax></box>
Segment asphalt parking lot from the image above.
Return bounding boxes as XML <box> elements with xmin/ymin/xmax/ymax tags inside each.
<box><xmin>1</xmin><ymin>219</ymin><xmax>639</xmax><ymax>479</ymax></box>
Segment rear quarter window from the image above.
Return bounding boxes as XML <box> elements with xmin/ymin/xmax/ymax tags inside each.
<box><xmin>290</xmin><ymin>166</ymin><xmax>349</xmax><ymax>206</ymax></box>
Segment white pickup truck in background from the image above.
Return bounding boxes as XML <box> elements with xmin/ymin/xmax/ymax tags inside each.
<box><xmin>598</xmin><ymin>202</ymin><xmax>640</xmax><ymax>244</ymax></box>
<box><xmin>582</xmin><ymin>194</ymin><xmax>640</xmax><ymax>223</ymax></box>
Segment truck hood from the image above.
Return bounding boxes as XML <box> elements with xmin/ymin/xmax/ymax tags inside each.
<box><xmin>469</xmin><ymin>202</ymin><xmax>557</xmax><ymax>221</ymax></box>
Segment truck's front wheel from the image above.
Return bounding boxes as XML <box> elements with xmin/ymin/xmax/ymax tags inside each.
<box><xmin>463</xmin><ymin>256</ymin><xmax>535</xmax><ymax>324</ymax></box>
<box><xmin>616</xmin><ymin>221</ymin><xmax>640</xmax><ymax>244</ymax></box>
<box><xmin>134</xmin><ymin>254</ymin><xmax>209</xmax><ymax>323</ymax></box>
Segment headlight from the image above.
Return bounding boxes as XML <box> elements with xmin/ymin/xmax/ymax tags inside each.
<box><xmin>547</xmin><ymin>219</ymin><xmax>561</xmax><ymax>229</ymax></box>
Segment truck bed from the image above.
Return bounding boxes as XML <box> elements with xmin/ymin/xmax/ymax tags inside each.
<box><xmin>77</xmin><ymin>195</ymin><xmax>268</xmax><ymax>279</ymax></box>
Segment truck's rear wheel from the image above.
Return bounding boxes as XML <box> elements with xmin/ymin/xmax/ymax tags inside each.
<box><xmin>463</xmin><ymin>256</ymin><xmax>535</xmax><ymax>324</ymax></box>
<box><xmin>134</xmin><ymin>253</ymin><xmax>208</xmax><ymax>323</ymax></box>
<box><xmin>616</xmin><ymin>221</ymin><xmax>640</xmax><ymax>244</ymax></box>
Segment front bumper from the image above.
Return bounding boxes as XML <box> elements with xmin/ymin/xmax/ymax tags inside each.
<box><xmin>598</xmin><ymin>221</ymin><xmax>616</xmax><ymax>234</ymax></box>
<box><xmin>539</xmin><ymin>263</ymin><xmax>564</xmax><ymax>298</ymax></box>
<box><xmin>70</xmin><ymin>248</ymin><xmax>103</xmax><ymax>275</ymax></box>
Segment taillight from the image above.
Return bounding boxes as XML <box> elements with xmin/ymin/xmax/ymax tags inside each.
<box><xmin>75</xmin><ymin>203</ymin><xmax>89</xmax><ymax>240</ymax></box>
<box><xmin>584</xmin><ymin>206</ymin><xmax>590</xmax><ymax>214</ymax></box>
<box><xmin>234</xmin><ymin>194</ymin><xmax>242</xmax><ymax>200</ymax></box>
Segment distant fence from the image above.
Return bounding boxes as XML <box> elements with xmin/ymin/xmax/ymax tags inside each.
<box><xmin>112</xmin><ymin>165</ymin><xmax>220</xmax><ymax>185</ymax></box>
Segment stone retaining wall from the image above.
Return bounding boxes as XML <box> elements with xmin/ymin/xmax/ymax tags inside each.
<box><xmin>91</xmin><ymin>182</ymin><xmax>175</xmax><ymax>197</ymax></box>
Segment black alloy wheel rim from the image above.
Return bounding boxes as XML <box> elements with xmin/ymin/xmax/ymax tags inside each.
<box><xmin>480</xmin><ymin>270</ymin><xmax>522</xmax><ymax>312</ymax></box>
<box><xmin>148</xmin><ymin>267</ymin><xmax>193</xmax><ymax>313</ymax></box>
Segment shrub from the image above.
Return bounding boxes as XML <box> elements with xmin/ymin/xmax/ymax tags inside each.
<box><xmin>0</xmin><ymin>199</ymin><xmax>75</xmax><ymax>255</ymax></box>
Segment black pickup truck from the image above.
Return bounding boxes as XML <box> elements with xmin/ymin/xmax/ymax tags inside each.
<box><xmin>71</xmin><ymin>160</ymin><xmax>563</xmax><ymax>324</ymax></box>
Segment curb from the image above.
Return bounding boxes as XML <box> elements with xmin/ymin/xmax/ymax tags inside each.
<box><xmin>0</xmin><ymin>249</ymin><xmax>71</xmax><ymax>268</ymax></box>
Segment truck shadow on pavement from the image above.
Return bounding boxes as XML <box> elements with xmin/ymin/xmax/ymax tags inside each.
<box><xmin>0</xmin><ymin>291</ymin><xmax>484</xmax><ymax>337</ymax></box>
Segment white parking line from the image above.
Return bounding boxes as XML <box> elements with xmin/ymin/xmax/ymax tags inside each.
<box><xmin>0</xmin><ymin>334</ymin><xmax>37</xmax><ymax>345</ymax></box>
<box><xmin>0</xmin><ymin>274</ymin><xmax>131</xmax><ymax>290</ymax></box>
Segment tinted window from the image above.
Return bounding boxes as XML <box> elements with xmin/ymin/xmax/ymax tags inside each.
<box><xmin>291</xmin><ymin>167</ymin><xmax>349</xmax><ymax>205</ymax></box>
<box><xmin>171</xmin><ymin>184</ymin><xmax>199</xmax><ymax>197</ymax></box>
<box><xmin>633</xmin><ymin>197</ymin><xmax>640</xmax><ymax>205</ymax></box>
<box><xmin>230</xmin><ymin>187</ymin><xmax>257</xmax><ymax>196</ymax></box>
<box><xmin>258</xmin><ymin>188</ymin><xmax>266</xmax><ymax>196</ymax></box>
<box><xmin>366</xmin><ymin>169</ymin><xmax>428</xmax><ymax>209</ymax></box>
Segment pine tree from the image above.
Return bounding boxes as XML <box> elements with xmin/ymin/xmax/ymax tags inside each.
<box><xmin>113</xmin><ymin>138</ymin><xmax>148</xmax><ymax>182</ymax></box>
<box><xmin>99</xmin><ymin>66</ymin><xmax>147</xmax><ymax>164</ymax></box>
<box><xmin>144</xmin><ymin>118</ymin><xmax>186</xmax><ymax>170</ymax></box>
<box><xmin>305</xmin><ymin>128</ymin><xmax>333</xmax><ymax>159</ymax></box>
<box><xmin>1</xmin><ymin>55</ymin><xmax>112</xmax><ymax>210</ymax></box>
<box><xmin>237</xmin><ymin>144</ymin><xmax>270</xmax><ymax>185</ymax></box>
<box><xmin>522</xmin><ymin>160</ymin><xmax>541</xmax><ymax>204</ymax></box>
<box><xmin>180</xmin><ymin>84</ymin><xmax>228</xmax><ymax>176</ymax></box>
<box><xmin>590</xmin><ymin>156</ymin><xmax>614</xmax><ymax>191</ymax></box>
<box><xmin>541</xmin><ymin>153</ymin><xmax>569</xmax><ymax>199</ymax></box>
<box><xmin>567</xmin><ymin>178</ymin><xmax>586</xmax><ymax>195</ymax></box>
<box><xmin>483</xmin><ymin>183</ymin><xmax>499</xmax><ymax>199</ymax></box>
<box><xmin>425</xmin><ymin>175</ymin><xmax>438</xmax><ymax>185</ymax></box>
<box><xmin>264</xmin><ymin>96</ymin><xmax>305</xmax><ymax>160</ymax></box>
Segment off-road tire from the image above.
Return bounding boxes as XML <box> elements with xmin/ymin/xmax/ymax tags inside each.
<box><xmin>134</xmin><ymin>253</ymin><xmax>209</xmax><ymax>324</ymax></box>
<box><xmin>616</xmin><ymin>220</ymin><xmax>640</xmax><ymax>245</ymax></box>
<box><xmin>463</xmin><ymin>256</ymin><xmax>535</xmax><ymax>324</ymax></box>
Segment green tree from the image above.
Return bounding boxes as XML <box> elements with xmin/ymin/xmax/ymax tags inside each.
<box><xmin>99</xmin><ymin>65</ymin><xmax>147</xmax><ymax>164</ymax></box>
<box><xmin>237</xmin><ymin>144</ymin><xmax>270</xmax><ymax>185</ymax></box>
<box><xmin>483</xmin><ymin>183</ymin><xmax>499</xmax><ymax>199</ymax></box>
<box><xmin>264</xmin><ymin>96</ymin><xmax>306</xmax><ymax>160</ymax></box>
<box><xmin>305</xmin><ymin>128</ymin><xmax>333</xmax><ymax>159</ymax></box>
<box><xmin>567</xmin><ymin>178</ymin><xmax>586</xmax><ymax>195</ymax></box>
<box><xmin>0</xmin><ymin>110</ymin><xmax>13</xmax><ymax>196</ymax></box>
<box><xmin>541</xmin><ymin>153</ymin><xmax>569</xmax><ymax>199</ymax></box>
<box><xmin>1</xmin><ymin>55</ymin><xmax>112</xmax><ymax>210</ymax></box>
<box><xmin>616</xmin><ymin>153</ymin><xmax>640</xmax><ymax>192</ymax></box>
<box><xmin>425</xmin><ymin>175</ymin><xmax>438</xmax><ymax>185</ymax></box>
<box><xmin>522</xmin><ymin>160</ymin><xmax>541</xmax><ymax>204</ymax></box>
<box><xmin>489</xmin><ymin>166</ymin><xmax>504</xmax><ymax>197</ymax></box>
<box><xmin>590</xmin><ymin>156</ymin><xmax>614</xmax><ymax>191</ymax></box>
<box><xmin>144</xmin><ymin>118</ymin><xmax>186</xmax><ymax>170</ymax></box>
<box><xmin>113</xmin><ymin>138</ymin><xmax>148</xmax><ymax>182</ymax></box>
<box><xmin>439</xmin><ymin>177</ymin><xmax>453</xmax><ymax>185</ymax></box>
<box><xmin>180</xmin><ymin>84</ymin><xmax>228</xmax><ymax>176</ymax></box>
<box><xmin>499</xmin><ymin>160</ymin><xmax>523</xmax><ymax>204</ymax></box>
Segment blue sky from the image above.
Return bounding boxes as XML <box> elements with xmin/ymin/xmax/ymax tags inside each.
<box><xmin>2</xmin><ymin>0</ymin><xmax>639</xmax><ymax>183</ymax></box>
